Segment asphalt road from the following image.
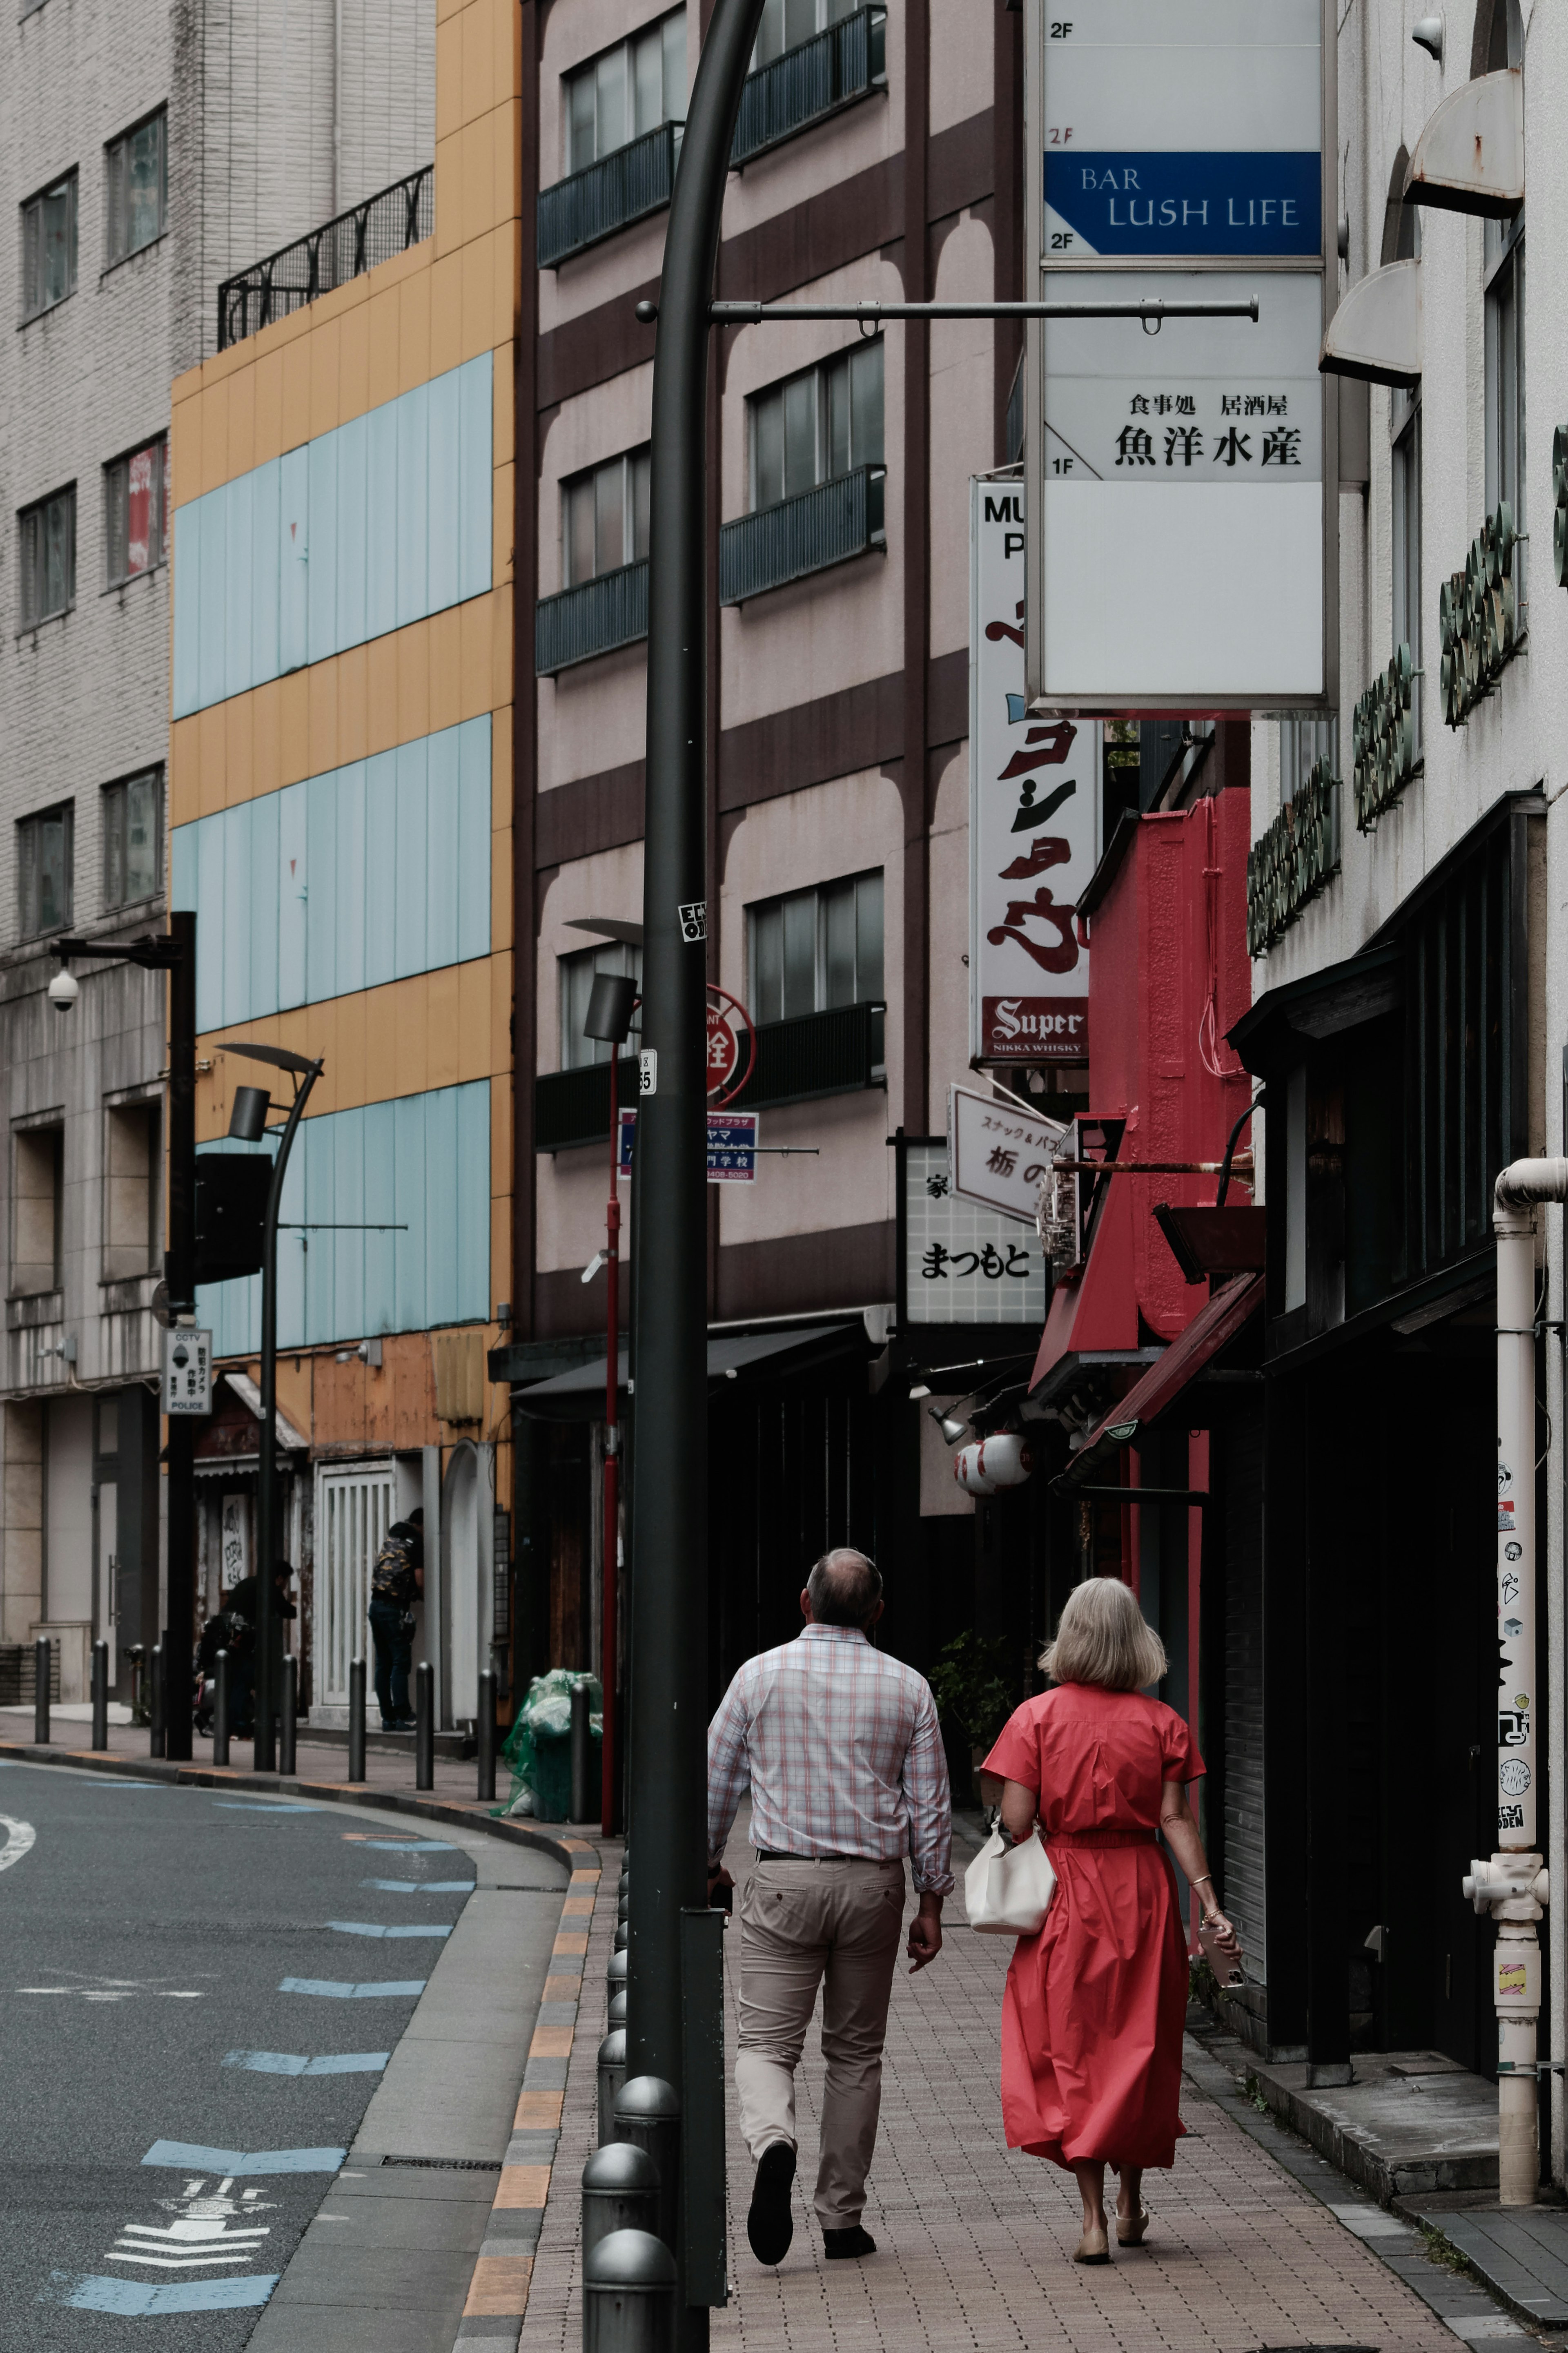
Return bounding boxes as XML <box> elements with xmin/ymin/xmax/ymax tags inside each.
<box><xmin>0</xmin><ymin>1760</ymin><xmax>481</xmax><ymax>2351</ymax></box>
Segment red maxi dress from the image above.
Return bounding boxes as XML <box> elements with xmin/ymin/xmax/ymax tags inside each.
<box><xmin>980</xmin><ymin>1681</ymin><xmax>1203</xmax><ymax>2170</ymax></box>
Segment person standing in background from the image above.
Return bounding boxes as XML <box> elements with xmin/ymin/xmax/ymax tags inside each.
<box><xmin>368</xmin><ymin>1509</ymin><xmax>424</xmax><ymax>1730</ymax></box>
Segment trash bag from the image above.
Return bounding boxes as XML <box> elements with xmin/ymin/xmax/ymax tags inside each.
<box><xmin>497</xmin><ymin>1668</ymin><xmax>603</xmax><ymax>1820</ymax></box>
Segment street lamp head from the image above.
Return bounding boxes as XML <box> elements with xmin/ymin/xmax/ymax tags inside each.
<box><xmin>584</xmin><ymin>972</ymin><xmax>638</xmax><ymax>1047</ymax></box>
<box><xmin>929</xmin><ymin>1403</ymin><xmax>969</xmax><ymax>1446</ymax></box>
<box><xmin>47</xmin><ymin>967</ymin><xmax>78</xmax><ymax>1013</ymax></box>
<box><xmin>229</xmin><ymin>1085</ymin><xmax>271</xmax><ymax>1142</ymax></box>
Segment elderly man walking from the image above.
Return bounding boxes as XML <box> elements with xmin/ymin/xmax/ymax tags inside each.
<box><xmin>707</xmin><ymin>1547</ymin><xmax>953</xmax><ymax>2268</ymax></box>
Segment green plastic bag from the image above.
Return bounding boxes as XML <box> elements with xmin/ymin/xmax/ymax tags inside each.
<box><xmin>497</xmin><ymin>1668</ymin><xmax>603</xmax><ymax>1820</ymax></box>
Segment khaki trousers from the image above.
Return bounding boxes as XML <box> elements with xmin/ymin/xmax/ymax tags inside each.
<box><xmin>735</xmin><ymin>1857</ymin><xmax>906</xmax><ymax>2229</ymax></box>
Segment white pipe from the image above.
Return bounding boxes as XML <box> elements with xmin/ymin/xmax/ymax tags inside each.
<box><xmin>1486</xmin><ymin>1160</ymin><xmax>1568</xmax><ymax>2203</ymax></box>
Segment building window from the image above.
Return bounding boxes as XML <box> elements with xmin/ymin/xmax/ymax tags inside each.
<box><xmin>19</xmin><ymin>485</ymin><xmax>76</xmax><ymax>626</ymax></box>
<box><xmin>753</xmin><ymin>0</ymin><xmax>858</xmax><ymax>65</ymax></box>
<box><xmin>559</xmin><ymin>941</ymin><xmax>641</xmax><ymax>1070</ymax></box>
<box><xmin>20</xmin><ymin>170</ymin><xmax>76</xmax><ymax>319</ymax></box>
<box><xmin>563</xmin><ymin>447</ymin><xmax>650</xmax><ymax>587</ymax></box>
<box><xmin>103</xmin><ymin>769</ymin><xmax>161</xmax><ymax>909</ymax></box>
<box><xmin>1277</xmin><ymin>714</ymin><xmax>1339</xmax><ymax>802</ymax></box>
<box><xmin>748</xmin><ymin>870</ymin><xmax>883</xmax><ymax>1023</ymax></box>
<box><xmin>105</xmin><ymin>440</ymin><xmax>165</xmax><ymax>584</ymax></box>
<box><xmin>566</xmin><ymin>10</ymin><xmax>686</xmax><ymax>174</ymax></box>
<box><xmin>1484</xmin><ymin>213</ymin><xmax>1524</xmax><ymax>561</ymax></box>
<box><xmin>103</xmin><ymin>1100</ymin><xmax>158</xmax><ymax>1282</ymax></box>
<box><xmin>12</xmin><ymin>1122</ymin><xmax>62</xmax><ymax>1296</ymax></box>
<box><xmin>749</xmin><ymin>340</ymin><xmax>883</xmax><ymax>511</ymax></box>
<box><xmin>1392</xmin><ymin>389</ymin><xmax>1422</xmax><ymax>752</ymax></box>
<box><xmin>17</xmin><ymin>802</ymin><xmax>73</xmax><ymax>937</ymax></box>
<box><xmin>105</xmin><ymin>109</ymin><xmax>166</xmax><ymax>265</ymax></box>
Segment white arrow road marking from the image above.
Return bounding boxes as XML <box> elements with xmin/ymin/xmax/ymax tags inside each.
<box><xmin>107</xmin><ymin>2179</ymin><xmax>275</xmax><ymax>2270</ymax></box>
<box><xmin>0</xmin><ymin>1814</ymin><xmax>36</xmax><ymax>1872</ymax></box>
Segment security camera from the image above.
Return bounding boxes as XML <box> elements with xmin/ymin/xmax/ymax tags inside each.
<box><xmin>47</xmin><ymin>967</ymin><xmax>78</xmax><ymax>1013</ymax></box>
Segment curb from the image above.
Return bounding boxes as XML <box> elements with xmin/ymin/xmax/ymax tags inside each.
<box><xmin>0</xmin><ymin>1738</ymin><xmax>600</xmax><ymax>1878</ymax></box>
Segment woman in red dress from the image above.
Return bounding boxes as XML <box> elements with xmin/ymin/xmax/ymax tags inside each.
<box><xmin>981</xmin><ymin>1577</ymin><xmax>1239</xmax><ymax>2264</ymax></box>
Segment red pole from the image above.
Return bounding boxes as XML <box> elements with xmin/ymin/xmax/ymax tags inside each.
<box><xmin>601</xmin><ymin>1046</ymin><xmax>621</xmax><ymax>1835</ymax></box>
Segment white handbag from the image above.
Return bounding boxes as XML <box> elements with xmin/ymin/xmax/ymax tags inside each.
<box><xmin>964</xmin><ymin>1819</ymin><xmax>1057</xmax><ymax>1936</ymax></box>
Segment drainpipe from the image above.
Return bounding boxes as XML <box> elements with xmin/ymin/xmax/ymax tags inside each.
<box><xmin>1465</xmin><ymin>1160</ymin><xmax>1565</xmax><ymax>2205</ymax></box>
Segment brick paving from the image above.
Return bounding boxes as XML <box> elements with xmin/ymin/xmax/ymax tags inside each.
<box><xmin>517</xmin><ymin>1815</ymin><xmax>1476</xmax><ymax>2353</ymax></box>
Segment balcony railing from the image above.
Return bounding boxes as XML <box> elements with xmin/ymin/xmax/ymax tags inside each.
<box><xmin>538</xmin><ymin>120</ymin><xmax>680</xmax><ymax>271</ymax></box>
<box><xmin>535</xmin><ymin>1055</ymin><xmax>637</xmax><ymax>1154</ymax></box>
<box><xmin>735</xmin><ymin>1001</ymin><xmax>885</xmax><ymax>1111</ymax></box>
<box><xmin>720</xmin><ymin>466</ymin><xmax>885</xmax><ymax>607</ymax></box>
<box><xmin>217</xmin><ymin>167</ymin><xmax>433</xmax><ymax>352</ymax></box>
<box><xmin>535</xmin><ymin>560</ymin><xmax>649</xmax><ymax>676</ymax></box>
<box><xmin>733</xmin><ymin>8</ymin><xmax>887</xmax><ymax>167</ymax></box>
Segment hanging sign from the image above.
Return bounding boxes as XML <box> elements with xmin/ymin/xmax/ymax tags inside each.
<box><xmin>1024</xmin><ymin>0</ymin><xmax>1334</xmax><ymax>712</ymax></box>
<box><xmin>948</xmin><ymin>1084</ymin><xmax>1065</xmax><ymax>1226</ymax></box>
<box><xmin>619</xmin><ymin>1107</ymin><xmax>760</xmax><ymax>1183</ymax></box>
<box><xmin>970</xmin><ymin>479</ymin><xmax>1097</xmax><ymax>1063</ymax></box>
<box><xmin>899</xmin><ymin>1139</ymin><xmax>1048</xmax><ymax>1326</ymax></box>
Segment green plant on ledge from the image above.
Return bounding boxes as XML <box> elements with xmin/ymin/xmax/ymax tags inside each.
<box><xmin>929</xmin><ymin>1632</ymin><xmax>1017</xmax><ymax>1754</ymax></box>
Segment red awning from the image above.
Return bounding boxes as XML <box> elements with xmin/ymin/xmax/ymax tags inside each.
<box><xmin>1062</xmin><ymin>1271</ymin><xmax>1264</xmax><ymax>1483</ymax></box>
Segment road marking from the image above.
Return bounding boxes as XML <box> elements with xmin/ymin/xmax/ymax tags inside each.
<box><xmin>326</xmin><ymin>1920</ymin><xmax>452</xmax><ymax>1939</ymax></box>
<box><xmin>17</xmin><ymin>1985</ymin><xmax>206</xmax><ymax>1999</ymax></box>
<box><xmin>223</xmin><ymin>2050</ymin><xmax>390</xmax><ymax>2076</ymax></box>
<box><xmin>342</xmin><ymin>1836</ymin><xmax>458</xmax><ymax>1850</ymax></box>
<box><xmin>214</xmin><ymin>1801</ymin><xmax>321</xmax><ymax>1813</ymax></box>
<box><xmin>41</xmin><ymin>2272</ymin><xmax>280</xmax><ymax>2314</ymax></box>
<box><xmin>142</xmin><ymin>2141</ymin><xmax>346</xmax><ymax>2174</ymax></box>
<box><xmin>279</xmin><ymin>1976</ymin><xmax>427</xmax><ymax>1998</ymax></box>
<box><xmin>0</xmin><ymin>1814</ymin><xmax>36</xmax><ymax>1872</ymax></box>
<box><xmin>363</xmin><ymin>1877</ymin><xmax>474</xmax><ymax>1892</ymax></box>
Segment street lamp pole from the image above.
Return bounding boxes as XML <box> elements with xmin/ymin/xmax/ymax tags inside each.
<box><xmin>226</xmin><ymin>1044</ymin><xmax>324</xmax><ymax>1772</ymax></box>
<box><xmin>583</xmin><ymin>973</ymin><xmax>638</xmax><ymax>1838</ymax></box>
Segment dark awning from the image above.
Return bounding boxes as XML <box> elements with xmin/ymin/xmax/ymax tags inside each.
<box><xmin>1058</xmin><ymin>1271</ymin><xmax>1264</xmax><ymax>1486</ymax></box>
<box><xmin>514</xmin><ymin>1322</ymin><xmax>864</xmax><ymax>1420</ymax></box>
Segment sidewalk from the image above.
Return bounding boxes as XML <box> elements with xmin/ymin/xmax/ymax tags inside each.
<box><xmin>513</xmin><ymin>1814</ymin><xmax>1555</xmax><ymax>2353</ymax></box>
<box><xmin>0</xmin><ymin>1715</ymin><xmax>502</xmax><ymax>1809</ymax></box>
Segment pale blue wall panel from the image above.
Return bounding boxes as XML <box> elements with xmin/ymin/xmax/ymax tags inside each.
<box><xmin>280</xmin><ymin>447</ymin><xmax>310</xmax><ymax>674</ymax></box>
<box><xmin>456</xmin><ymin>1079</ymin><xmax>490</xmax><ymax>1321</ymax></box>
<box><xmin>196</xmin><ymin>816</ymin><xmax>227</xmax><ymax>1030</ymax></box>
<box><xmin>249</xmin><ymin>790</ymin><xmax>281</xmax><ymax>1023</ymax></box>
<box><xmin>362</xmin><ymin>749</ymin><xmax>399</xmax><ymax>990</ymax></box>
<box><xmin>423</xmin><ymin>1086</ymin><xmax>458</xmax><ymax>1323</ymax></box>
<box><xmin>425</xmin><ymin>724</ymin><xmax>459</xmax><ymax>973</ymax></box>
<box><xmin>457</xmin><ymin>718</ymin><xmax>490</xmax><ymax>962</ymax></box>
<box><xmin>276</xmin><ymin>1141</ymin><xmax>307</xmax><ymax>1349</ymax></box>
<box><xmin>427</xmin><ymin>369</ymin><xmax>460</xmax><ymax>617</ymax></box>
<box><xmin>197</xmin><ymin>493</ymin><xmax>228</xmax><ymax>711</ymax></box>
<box><xmin>225</xmin><ymin>472</ymin><xmax>254</xmax><ymax>705</ymax></box>
<box><xmin>396</xmin><ymin>384</ymin><xmax>430</xmax><ymax>629</ymax></box>
<box><xmin>277</xmin><ymin>782</ymin><xmax>309</xmax><ymax>1012</ymax></box>
<box><xmin>223</xmin><ymin>802</ymin><xmax>254</xmax><ymax>1030</ymax></box>
<box><xmin>362</xmin><ymin>1100</ymin><xmax>397</xmax><ymax>1332</ymax></box>
<box><xmin>306</xmin><ymin>435</ymin><xmax>339</xmax><ymax>668</ymax></box>
<box><xmin>251</xmin><ymin>459</ymin><xmax>282</xmax><ymax>688</ymax></box>
<box><xmin>173</xmin><ymin>504</ymin><xmax>200</xmax><ymax>718</ymax></box>
<box><xmin>303</xmin><ymin>1114</ymin><xmax>335</xmax><ymax>1342</ymax></box>
<box><xmin>392</xmin><ymin>1095</ymin><xmax>428</xmax><ymax>1331</ymax></box>
<box><xmin>332</xmin><ymin>1106</ymin><xmax>365</xmax><ymax>1343</ymax></box>
<box><xmin>393</xmin><ymin>739</ymin><xmax>428</xmax><ymax>978</ymax></box>
<box><xmin>459</xmin><ymin>354</ymin><xmax>492</xmax><ymax>603</ymax></box>
<box><xmin>305</xmin><ymin>769</ymin><xmax>339</xmax><ymax>1006</ymax></box>
<box><xmin>366</xmin><ymin>403</ymin><xmax>398</xmax><ymax>645</ymax></box>
<box><xmin>335</xmin><ymin>415</ymin><xmax>368</xmax><ymax>655</ymax></box>
<box><xmin>171</xmin><ymin>824</ymin><xmax>197</xmax><ymax>925</ymax></box>
<box><xmin>334</xmin><ymin>762</ymin><xmax>367</xmax><ymax>998</ymax></box>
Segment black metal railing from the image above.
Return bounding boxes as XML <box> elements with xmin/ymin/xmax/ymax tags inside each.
<box><xmin>720</xmin><ymin>466</ymin><xmax>885</xmax><ymax>605</ymax></box>
<box><xmin>535</xmin><ymin>559</ymin><xmax>650</xmax><ymax>676</ymax></box>
<box><xmin>734</xmin><ymin>1001</ymin><xmax>884</xmax><ymax>1111</ymax></box>
<box><xmin>732</xmin><ymin>8</ymin><xmax>887</xmax><ymax>166</ymax></box>
<box><xmin>535</xmin><ymin>1055</ymin><xmax>637</xmax><ymax>1153</ymax></box>
<box><xmin>538</xmin><ymin>120</ymin><xmax>681</xmax><ymax>270</ymax></box>
<box><xmin>218</xmin><ymin>167</ymin><xmax>433</xmax><ymax>351</ymax></box>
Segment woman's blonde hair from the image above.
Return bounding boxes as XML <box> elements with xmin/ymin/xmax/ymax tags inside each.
<box><xmin>1040</xmin><ymin>1575</ymin><xmax>1167</xmax><ymax>1692</ymax></box>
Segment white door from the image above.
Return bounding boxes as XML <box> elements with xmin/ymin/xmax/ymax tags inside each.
<box><xmin>444</xmin><ymin>1448</ymin><xmax>479</xmax><ymax>1726</ymax></box>
<box><xmin>313</xmin><ymin>1461</ymin><xmax>394</xmax><ymax>1711</ymax></box>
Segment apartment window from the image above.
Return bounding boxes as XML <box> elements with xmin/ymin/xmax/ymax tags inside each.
<box><xmin>105</xmin><ymin>440</ymin><xmax>165</xmax><ymax>584</ymax></box>
<box><xmin>749</xmin><ymin>870</ymin><xmax>883</xmax><ymax>1024</ymax></box>
<box><xmin>563</xmin><ymin>447</ymin><xmax>650</xmax><ymax>587</ymax></box>
<box><xmin>103</xmin><ymin>1101</ymin><xmax>158</xmax><ymax>1282</ymax></box>
<box><xmin>1392</xmin><ymin>390</ymin><xmax>1422</xmax><ymax>751</ymax></box>
<box><xmin>750</xmin><ymin>341</ymin><xmax>883</xmax><ymax>512</ymax></box>
<box><xmin>12</xmin><ymin>1122</ymin><xmax>62</xmax><ymax>1296</ymax></box>
<box><xmin>103</xmin><ymin>769</ymin><xmax>161</xmax><ymax>909</ymax></box>
<box><xmin>559</xmin><ymin>941</ymin><xmax>641</xmax><ymax>1070</ymax></box>
<box><xmin>19</xmin><ymin>485</ymin><xmax>76</xmax><ymax>626</ymax></box>
<box><xmin>105</xmin><ymin>109</ymin><xmax>166</xmax><ymax>265</ymax></box>
<box><xmin>566</xmin><ymin>10</ymin><xmax>686</xmax><ymax>173</ymax></box>
<box><xmin>1278</xmin><ymin>715</ymin><xmax>1339</xmax><ymax>801</ymax></box>
<box><xmin>21</xmin><ymin>170</ymin><xmax>76</xmax><ymax>319</ymax></box>
<box><xmin>753</xmin><ymin>0</ymin><xmax>858</xmax><ymax>65</ymax></box>
<box><xmin>17</xmin><ymin>803</ymin><xmax>73</xmax><ymax>937</ymax></box>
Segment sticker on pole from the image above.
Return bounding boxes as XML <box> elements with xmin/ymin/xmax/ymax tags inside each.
<box><xmin>678</xmin><ymin>902</ymin><xmax>707</xmax><ymax>943</ymax></box>
<box><xmin>639</xmin><ymin>1049</ymin><xmax>657</xmax><ymax>1097</ymax></box>
<box><xmin>162</xmin><ymin>1328</ymin><xmax>213</xmax><ymax>1416</ymax></box>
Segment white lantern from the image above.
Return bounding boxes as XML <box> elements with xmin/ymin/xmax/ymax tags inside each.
<box><xmin>977</xmin><ymin>1432</ymin><xmax>1033</xmax><ymax>1489</ymax></box>
<box><xmin>953</xmin><ymin>1443</ymin><xmax>995</xmax><ymax>1496</ymax></box>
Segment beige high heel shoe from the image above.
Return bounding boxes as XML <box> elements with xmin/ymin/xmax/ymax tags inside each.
<box><xmin>1116</xmin><ymin>2208</ymin><xmax>1150</xmax><ymax>2247</ymax></box>
<box><xmin>1073</xmin><ymin>2225</ymin><xmax>1111</xmax><ymax>2264</ymax></box>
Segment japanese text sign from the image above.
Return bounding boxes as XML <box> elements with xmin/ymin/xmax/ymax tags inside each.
<box><xmin>948</xmin><ymin>1085</ymin><xmax>1065</xmax><ymax>1226</ymax></box>
<box><xmin>162</xmin><ymin>1327</ymin><xmax>213</xmax><ymax>1416</ymax></box>
<box><xmin>619</xmin><ymin>1107</ymin><xmax>759</xmax><ymax>1183</ymax></box>
<box><xmin>902</xmin><ymin>1141</ymin><xmax>1048</xmax><ymax>1326</ymax></box>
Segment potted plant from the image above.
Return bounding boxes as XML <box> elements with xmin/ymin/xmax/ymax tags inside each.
<box><xmin>929</xmin><ymin>1633</ymin><xmax>1017</xmax><ymax>1809</ymax></box>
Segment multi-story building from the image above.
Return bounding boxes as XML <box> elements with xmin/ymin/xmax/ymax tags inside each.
<box><xmin>0</xmin><ymin>0</ymin><xmax>433</xmax><ymax>1702</ymax></box>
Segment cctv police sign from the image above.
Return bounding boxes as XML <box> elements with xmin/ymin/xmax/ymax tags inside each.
<box><xmin>162</xmin><ymin>1327</ymin><xmax>213</xmax><ymax>1416</ymax></box>
<box><xmin>1025</xmin><ymin>0</ymin><xmax>1336</xmax><ymax>712</ymax></box>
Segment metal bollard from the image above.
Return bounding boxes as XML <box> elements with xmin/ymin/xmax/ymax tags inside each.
<box><xmin>91</xmin><ymin>1639</ymin><xmax>109</xmax><ymax>1751</ymax></box>
<box><xmin>477</xmin><ymin>1667</ymin><xmax>496</xmax><ymax>1802</ymax></box>
<box><xmin>348</xmin><ymin>1657</ymin><xmax>367</xmax><ymax>1783</ymax></box>
<box><xmin>415</xmin><ymin>1662</ymin><xmax>434</xmax><ymax>1791</ymax></box>
<box><xmin>612</xmin><ymin>2078</ymin><xmax>681</xmax><ymax>2258</ymax></box>
<box><xmin>213</xmin><ymin>1651</ymin><xmax>231</xmax><ymax>1766</ymax></box>
<box><xmin>597</xmin><ymin>2030</ymin><xmax>629</xmax><ymax>2146</ymax></box>
<box><xmin>280</xmin><ymin>1655</ymin><xmax>298</xmax><ymax>1776</ymax></box>
<box><xmin>608</xmin><ymin>1987</ymin><xmax>627</xmax><ymax>2030</ymax></box>
<box><xmin>606</xmin><ymin>1946</ymin><xmax>628</xmax><ymax>2006</ymax></box>
<box><xmin>582</xmin><ymin>2142</ymin><xmax>658</xmax><ymax>2262</ymax></box>
<box><xmin>570</xmin><ymin>1679</ymin><xmax>593</xmax><ymax>1823</ymax></box>
<box><xmin>614</xmin><ymin>1919</ymin><xmax>629</xmax><ymax>1951</ymax></box>
<box><xmin>583</xmin><ymin>2228</ymin><xmax>675</xmax><ymax>2353</ymax></box>
<box><xmin>149</xmin><ymin>1642</ymin><xmax>165</xmax><ymax>1757</ymax></box>
<box><xmin>618</xmin><ymin>1888</ymin><xmax>630</xmax><ymax>1923</ymax></box>
<box><xmin>33</xmin><ymin>1636</ymin><xmax>51</xmax><ymax>1745</ymax></box>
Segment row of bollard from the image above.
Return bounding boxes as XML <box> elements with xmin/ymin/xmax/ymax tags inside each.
<box><xmin>583</xmin><ymin>1856</ymin><xmax>683</xmax><ymax>2351</ymax></box>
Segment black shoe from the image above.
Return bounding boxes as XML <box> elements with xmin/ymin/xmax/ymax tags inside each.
<box><xmin>746</xmin><ymin>2142</ymin><xmax>796</xmax><ymax>2266</ymax></box>
<box><xmin>823</xmin><ymin>2225</ymin><xmax>876</xmax><ymax>2260</ymax></box>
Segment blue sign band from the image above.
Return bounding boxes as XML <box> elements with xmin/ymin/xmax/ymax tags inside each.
<box><xmin>1045</xmin><ymin>152</ymin><xmax>1321</xmax><ymax>256</ymax></box>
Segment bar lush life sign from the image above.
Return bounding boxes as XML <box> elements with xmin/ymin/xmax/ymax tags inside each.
<box><xmin>1025</xmin><ymin>0</ymin><xmax>1334</xmax><ymax>713</ymax></box>
<box><xmin>970</xmin><ymin>477</ymin><xmax>1096</xmax><ymax>1064</ymax></box>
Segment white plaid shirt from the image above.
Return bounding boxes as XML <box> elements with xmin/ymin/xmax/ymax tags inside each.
<box><xmin>707</xmin><ymin>1624</ymin><xmax>954</xmax><ymax>1896</ymax></box>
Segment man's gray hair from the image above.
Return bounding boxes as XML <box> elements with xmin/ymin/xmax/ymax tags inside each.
<box><xmin>806</xmin><ymin>1547</ymin><xmax>883</xmax><ymax>1627</ymax></box>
